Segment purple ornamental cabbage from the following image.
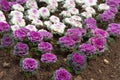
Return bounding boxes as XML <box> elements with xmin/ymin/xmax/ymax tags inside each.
<box><xmin>109</xmin><ymin>7</ymin><xmax>118</xmax><ymax>14</ymax></box>
<box><xmin>13</xmin><ymin>42</ymin><xmax>29</xmax><ymax>57</ymax></box>
<box><xmin>84</xmin><ymin>18</ymin><xmax>96</xmax><ymax>25</ymax></box>
<box><xmin>53</xmin><ymin>68</ymin><xmax>71</xmax><ymax>80</ymax></box>
<box><xmin>106</xmin><ymin>0</ymin><xmax>119</xmax><ymax>8</ymax></box>
<box><xmin>21</xmin><ymin>58</ymin><xmax>38</xmax><ymax>72</ymax></box>
<box><xmin>15</xmin><ymin>0</ymin><xmax>27</xmax><ymax>4</ymax></box>
<box><xmin>1</xmin><ymin>35</ymin><xmax>14</xmax><ymax>47</ymax></box>
<box><xmin>89</xmin><ymin>37</ymin><xmax>107</xmax><ymax>52</ymax></box>
<box><xmin>38</xmin><ymin>42</ymin><xmax>53</xmax><ymax>53</ymax></box>
<box><xmin>72</xmin><ymin>53</ymin><xmax>85</xmax><ymax>65</ymax></box>
<box><xmin>99</xmin><ymin>0</ymin><xmax>119</xmax><ymax>22</ymax></box>
<box><xmin>0</xmin><ymin>22</ymin><xmax>10</xmax><ymax>33</ymax></box>
<box><xmin>8</xmin><ymin>0</ymin><xmax>27</xmax><ymax>6</ymax></box>
<box><xmin>79</xmin><ymin>43</ymin><xmax>96</xmax><ymax>55</ymax></box>
<box><xmin>65</xmin><ymin>28</ymin><xmax>85</xmax><ymax>42</ymax></box>
<box><xmin>92</xmin><ymin>28</ymin><xmax>109</xmax><ymax>38</ymax></box>
<box><xmin>85</xmin><ymin>24</ymin><xmax>97</xmax><ymax>30</ymax></box>
<box><xmin>84</xmin><ymin>18</ymin><xmax>97</xmax><ymax>31</ymax></box>
<box><xmin>58</xmin><ymin>36</ymin><xmax>76</xmax><ymax>48</ymax></box>
<box><xmin>38</xmin><ymin>30</ymin><xmax>53</xmax><ymax>40</ymax></box>
<box><xmin>27</xmin><ymin>31</ymin><xmax>43</xmax><ymax>43</ymax></box>
<box><xmin>8</xmin><ymin>2</ymin><xmax>17</xmax><ymax>6</ymax></box>
<box><xmin>99</xmin><ymin>10</ymin><xmax>115</xmax><ymax>21</ymax></box>
<box><xmin>13</xmin><ymin>28</ymin><xmax>30</xmax><ymax>41</ymax></box>
<box><xmin>0</xmin><ymin>0</ymin><xmax>10</xmax><ymax>11</ymax></box>
<box><xmin>66</xmin><ymin>52</ymin><xmax>87</xmax><ymax>74</ymax></box>
<box><xmin>20</xmin><ymin>28</ymin><xmax>30</xmax><ymax>33</ymax></box>
<box><xmin>41</xmin><ymin>53</ymin><xmax>57</xmax><ymax>63</ymax></box>
<box><xmin>107</xmin><ymin>23</ymin><xmax>120</xmax><ymax>36</ymax></box>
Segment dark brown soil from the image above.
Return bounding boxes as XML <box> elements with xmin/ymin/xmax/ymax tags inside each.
<box><xmin>80</xmin><ymin>37</ymin><xmax>120</xmax><ymax>80</ymax></box>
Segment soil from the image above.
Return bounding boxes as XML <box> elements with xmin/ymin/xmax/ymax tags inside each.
<box><xmin>0</xmin><ymin>1</ymin><xmax>120</xmax><ymax>80</ymax></box>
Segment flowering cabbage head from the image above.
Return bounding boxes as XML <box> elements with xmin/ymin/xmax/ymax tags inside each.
<box><xmin>65</xmin><ymin>28</ymin><xmax>85</xmax><ymax>42</ymax></box>
<box><xmin>53</xmin><ymin>68</ymin><xmax>71</xmax><ymax>80</ymax></box>
<box><xmin>92</xmin><ymin>28</ymin><xmax>109</xmax><ymax>38</ymax></box>
<box><xmin>84</xmin><ymin>18</ymin><xmax>96</xmax><ymax>25</ymax></box>
<box><xmin>9</xmin><ymin>0</ymin><xmax>27</xmax><ymax>6</ymax></box>
<box><xmin>38</xmin><ymin>42</ymin><xmax>53</xmax><ymax>53</ymax></box>
<box><xmin>15</xmin><ymin>0</ymin><xmax>27</xmax><ymax>4</ymax></box>
<box><xmin>1</xmin><ymin>35</ymin><xmax>14</xmax><ymax>47</ymax></box>
<box><xmin>79</xmin><ymin>43</ymin><xmax>96</xmax><ymax>55</ymax></box>
<box><xmin>85</xmin><ymin>24</ymin><xmax>97</xmax><ymax>30</ymax></box>
<box><xmin>21</xmin><ymin>58</ymin><xmax>38</xmax><ymax>72</ymax></box>
<box><xmin>27</xmin><ymin>31</ymin><xmax>43</xmax><ymax>43</ymax></box>
<box><xmin>0</xmin><ymin>21</ymin><xmax>10</xmax><ymax>33</ymax></box>
<box><xmin>99</xmin><ymin>10</ymin><xmax>115</xmax><ymax>21</ymax></box>
<box><xmin>107</xmin><ymin>23</ymin><xmax>120</xmax><ymax>36</ymax></box>
<box><xmin>41</xmin><ymin>53</ymin><xmax>57</xmax><ymax>63</ymax></box>
<box><xmin>13</xmin><ymin>42</ymin><xmax>29</xmax><ymax>57</ymax></box>
<box><xmin>66</xmin><ymin>52</ymin><xmax>87</xmax><ymax>74</ymax></box>
<box><xmin>0</xmin><ymin>0</ymin><xmax>10</xmax><ymax>11</ymax></box>
<box><xmin>84</xmin><ymin>18</ymin><xmax>97</xmax><ymax>31</ymax></box>
<box><xmin>109</xmin><ymin>7</ymin><xmax>118</xmax><ymax>14</ymax></box>
<box><xmin>106</xmin><ymin>0</ymin><xmax>119</xmax><ymax>7</ymax></box>
<box><xmin>58</xmin><ymin>36</ymin><xmax>76</xmax><ymax>48</ymax></box>
<box><xmin>38</xmin><ymin>29</ymin><xmax>53</xmax><ymax>40</ymax></box>
<box><xmin>13</xmin><ymin>28</ymin><xmax>30</xmax><ymax>41</ymax></box>
<box><xmin>89</xmin><ymin>37</ymin><xmax>107</xmax><ymax>52</ymax></box>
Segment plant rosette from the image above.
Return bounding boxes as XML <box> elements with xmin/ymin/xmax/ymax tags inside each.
<box><xmin>20</xmin><ymin>58</ymin><xmax>40</xmax><ymax>77</ymax></box>
<box><xmin>52</xmin><ymin>68</ymin><xmax>72</xmax><ymax>80</ymax></box>
<box><xmin>66</xmin><ymin>52</ymin><xmax>87</xmax><ymax>74</ymax></box>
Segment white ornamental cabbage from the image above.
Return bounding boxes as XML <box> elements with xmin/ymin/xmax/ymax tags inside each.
<box><xmin>44</xmin><ymin>21</ymin><xmax>53</xmax><ymax>29</ymax></box>
<box><xmin>75</xmin><ymin>0</ymin><xmax>85</xmax><ymax>5</ymax></box>
<box><xmin>32</xmin><ymin>19</ymin><xmax>43</xmax><ymax>26</ymax></box>
<box><xmin>0</xmin><ymin>10</ymin><xmax>6</xmax><ymax>21</ymax></box>
<box><xmin>73</xmin><ymin>21</ymin><xmax>82</xmax><ymax>28</ymax></box>
<box><xmin>50</xmin><ymin>15</ymin><xmax>60</xmax><ymax>23</ymax></box>
<box><xmin>84</xmin><ymin>0</ymin><xmax>97</xmax><ymax>7</ymax></box>
<box><xmin>47</xmin><ymin>4</ymin><xmax>57</xmax><ymax>13</ymax></box>
<box><xmin>11</xmin><ymin>17</ymin><xmax>26</xmax><ymax>27</ymax></box>
<box><xmin>11</xmin><ymin>25</ymin><xmax>20</xmax><ymax>31</ymax></box>
<box><xmin>68</xmin><ymin>8</ymin><xmax>79</xmax><ymax>15</ymax></box>
<box><xmin>27</xmin><ymin>8</ymin><xmax>39</xmax><ymax>16</ymax></box>
<box><xmin>56</xmin><ymin>0</ymin><xmax>64</xmax><ymax>2</ymax></box>
<box><xmin>50</xmin><ymin>22</ymin><xmax>66</xmax><ymax>34</ymax></box>
<box><xmin>64</xmin><ymin>18</ymin><xmax>76</xmax><ymax>26</ymax></box>
<box><xmin>25</xmin><ymin>25</ymin><xmax>38</xmax><ymax>31</ymax></box>
<box><xmin>25</xmin><ymin>0</ymin><xmax>38</xmax><ymax>9</ymax></box>
<box><xmin>60</xmin><ymin>11</ymin><xmax>71</xmax><ymax>17</ymax></box>
<box><xmin>63</xmin><ymin>0</ymin><xmax>76</xmax><ymax>9</ymax></box>
<box><xmin>9</xmin><ymin>11</ymin><xmax>24</xmax><ymax>18</ymax></box>
<box><xmin>27</xmin><ymin>8</ymin><xmax>40</xmax><ymax>20</ymax></box>
<box><xmin>81</xmin><ymin>11</ymin><xmax>92</xmax><ymax>18</ymax></box>
<box><xmin>48</xmin><ymin>0</ymin><xmax>58</xmax><ymax>7</ymax></box>
<box><xmin>12</xmin><ymin>4</ymin><xmax>24</xmax><ymax>12</ymax></box>
<box><xmin>39</xmin><ymin>7</ymin><xmax>50</xmax><ymax>19</ymax></box>
<box><xmin>85</xmin><ymin>7</ymin><xmax>96</xmax><ymax>15</ymax></box>
<box><xmin>27</xmin><ymin>15</ymin><xmax>39</xmax><ymax>20</ymax></box>
<box><xmin>98</xmin><ymin>3</ymin><xmax>110</xmax><ymax>11</ymax></box>
<box><xmin>64</xmin><ymin>18</ymin><xmax>82</xmax><ymax>28</ymax></box>
<box><xmin>71</xmin><ymin>15</ymin><xmax>82</xmax><ymax>21</ymax></box>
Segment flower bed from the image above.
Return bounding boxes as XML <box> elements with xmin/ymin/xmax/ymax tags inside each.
<box><xmin>0</xmin><ymin>0</ymin><xmax>120</xmax><ymax>80</ymax></box>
